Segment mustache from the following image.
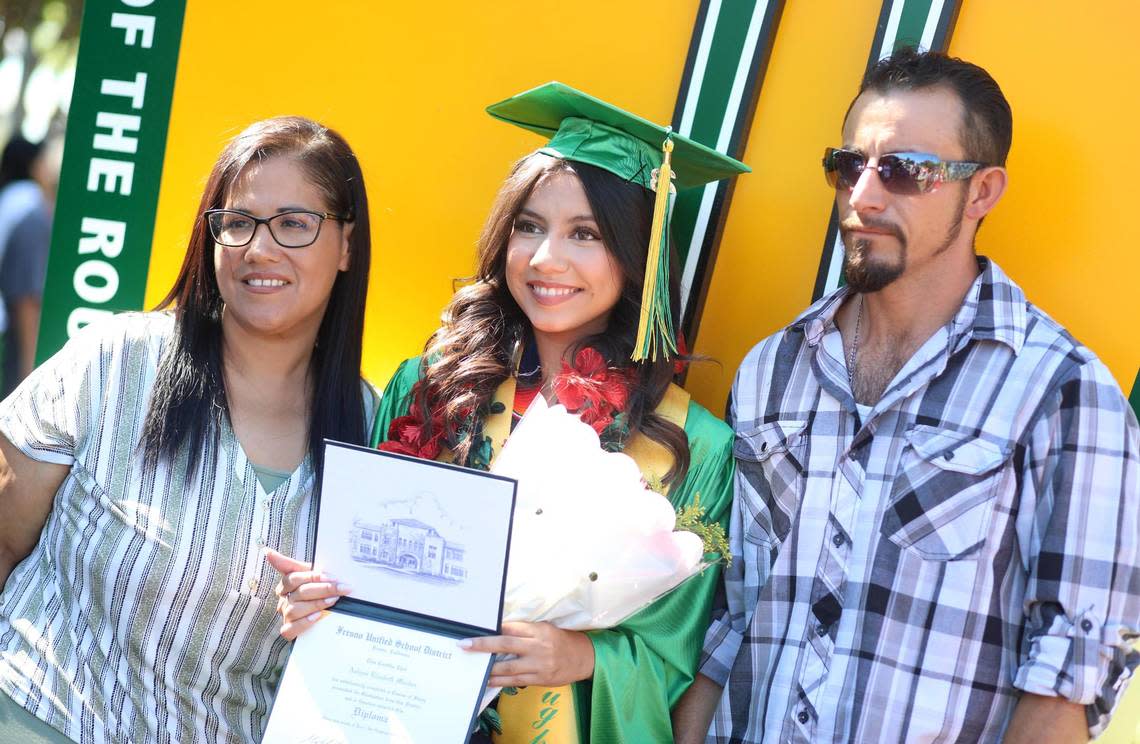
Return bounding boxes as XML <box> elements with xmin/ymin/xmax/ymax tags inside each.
<box><xmin>839</xmin><ymin>217</ymin><xmax>904</xmax><ymax>243</ymax></box>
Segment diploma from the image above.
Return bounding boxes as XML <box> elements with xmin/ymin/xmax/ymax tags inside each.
<box><xmin>263</xmin><ymin>442</ymin><xmax>517</xmax><ymax>744</ymax></box>
<box><xmin>262</xmin><ymin>613</ymin><xmax>493</xmax><ymax>743</ymax></box>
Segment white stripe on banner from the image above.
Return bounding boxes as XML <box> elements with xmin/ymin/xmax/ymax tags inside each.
<box><xmin>681</xmin><ymin>184</ymin><xmax>718</xmax><ymax>311</ymax></box>
<box><xmin>678</xmin><ymin>0</ymin><xmax>722</xmax><ymax>137</ymax></box>
<box><xmin>920</xmin><ymin>0</ymin><xmax>945</xmax><ymax>49</ymax></box>
<box><xmin>824</xmin><ymin>230</ymin><xmax>845</xmax><ymax>292</ymax></box>
<box><xmin>680</xmin><ymin>0</ymin><xmax>771</xmax><ymax>312</ymax></box>
<box><xmin>718</xmin><ymin>3</ymin><xmax>767</xmax><ymax>153</ymax></box>
<box><xmin>880</xmin><ymin>0</ymin><xmax>906</xmax><ymax>59</ymax></box>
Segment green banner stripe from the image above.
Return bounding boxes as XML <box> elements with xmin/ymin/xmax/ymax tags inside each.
<box><xmin>36</xmin><ymin>0</ymin><xmax>187</xmax><ymax>364</ymax></box>
<box><xmin>1131</xmin><ymin>368</ymin><xmax>1140</xmax><ymax>419</ymax></box>
<box><xmin>672</xmin><ymin>0</ymin><xmax>752</xmax><ymax>281</ymax></box>
<box><xmin>670</xmin><ymin>183</ymin><xmax>703</xmax><ymax>267</ymax></box>
<box><xmin>896</xmin><ymin>0</ymin><xmax>936</xmax><ymax>49</ymax></box>
<box><xmin>684</xmin><ymin>2</ymin><xmax>757</xmax><ymax>161</ymax></box>
<box><xmin>670</xmin><ymin>0</ymin><xmax>784</xmax><ymax>343</ymax></box>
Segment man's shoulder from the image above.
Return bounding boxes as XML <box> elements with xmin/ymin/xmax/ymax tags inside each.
<box><xmin>737</xmin><ymin>327</ymin><xmax>794</xmax><ymax>378</ymax></box>
<box><xmin>1020</xmin><ymin>302</ymin><xmax>1126</xmax><ymax>401</ymax></box>
<box><xmin>1021</xmin><ymin>302</ymin><xmax>1096</xmax><ymax>364</ymax></box>
<box><xmin>979</xmin><ymin>261</ymin><xmax>1130</xmax><ymax>422</ymax></box>
<box><xmin>980</xmin><ymin>258</ymin><xmax>1099</xmax><ymax>374</ymax></box>
<box><xmin>735</xmin><ymin>293</ymin><xmax>831</xmax><ymax>387</ymax></box>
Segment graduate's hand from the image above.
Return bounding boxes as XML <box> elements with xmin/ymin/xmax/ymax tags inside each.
<box><xmin>459</xmin><ymin>621</ymin><xmax>595</xmax><ymax>688</ymax></box>
<box><xmin>265</xmin><ymin>548</ymin><xmax>353</xmax><ymax>641</ymax></box>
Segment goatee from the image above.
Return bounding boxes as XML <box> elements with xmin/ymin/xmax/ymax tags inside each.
<box><xmin>842</xmin><ymin>236</ymin><xmax>905</xmax><ymax>293</ymax></box>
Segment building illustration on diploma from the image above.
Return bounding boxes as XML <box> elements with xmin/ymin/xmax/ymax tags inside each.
<box><xmin>349</xmin><ymin>518</ymin><xmax>467</xmax><ymax>582</ymax></box>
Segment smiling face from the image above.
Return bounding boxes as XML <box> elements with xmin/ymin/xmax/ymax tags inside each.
<box><xmin>837</xmin><ymin>86</ymin><xmax>974</xmax><ymax>292</ymax></box>
<box><xmin>213</xmin><ymin>156</ymin><xmax>351</xmax><ymax>341</ymax></box>
<box><xmin>504</xmin><ymin>171</ymin><xmax>624</xmax><ymax>350</ymax></box>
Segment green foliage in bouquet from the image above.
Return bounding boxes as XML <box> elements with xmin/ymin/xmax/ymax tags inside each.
<box><xmin>675</xmin><ymin>494</ymin><xmax>731</xmax><ymax>568</ymax></box>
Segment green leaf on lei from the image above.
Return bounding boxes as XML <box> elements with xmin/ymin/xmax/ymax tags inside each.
<box><xmin>599</xmin><ymin>412</ymin><xmax>630</xmax><ymax>453</ymax></box>
<box><xmin>466</xmin><ymin>433</ymin><xmax>494</xmax><ymax>471</ymax></box>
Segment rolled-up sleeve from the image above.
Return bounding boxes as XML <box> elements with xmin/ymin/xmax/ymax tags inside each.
<box><xmin>1013</xmin><ymin>358</ymin><xmax>1140</xmax><ymax>736</ymax></box>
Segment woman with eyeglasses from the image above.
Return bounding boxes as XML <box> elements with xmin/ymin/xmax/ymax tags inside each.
<box><xmin>270</xmin><ymin>83</ymin><xmax>748</xmax><ymax>743</ymax></box>
<box><xmin>0</xmin><ymin>116</ymin><xmax>375</xmax><ymax>743</ymax></box>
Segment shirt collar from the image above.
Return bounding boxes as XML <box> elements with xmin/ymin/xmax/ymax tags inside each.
<box><xmin>955</xmin><ymin>256</ymin><xmax>1027</xmax><ymax>353</ymax></box>
<box><xmin>788</xmin><ymin>256</ymin><xmax>1027</xmax><ymax>354</ymax></box>
<box><xmin>789</xmin><ymin>287</ymin><xmax>851</xmax><ymax>348</ymax></box>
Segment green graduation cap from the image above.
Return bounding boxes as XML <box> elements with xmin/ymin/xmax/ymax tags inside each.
<box><xmin>486</xmin><ymin>81</ymin><xmax>750</xmax><ymax>363</ymax></box>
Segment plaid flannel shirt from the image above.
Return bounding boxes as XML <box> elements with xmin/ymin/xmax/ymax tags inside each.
<box><xmin>700</xmin><ymin>258</ymin><xmax>1140</xmax><ymax>743</ymax></box>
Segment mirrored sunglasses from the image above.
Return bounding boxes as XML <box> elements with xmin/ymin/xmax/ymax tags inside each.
<box><xmin>822</xmin><ymin>147</ymin><xmax>987</xmax><ymax>195</ymax></box>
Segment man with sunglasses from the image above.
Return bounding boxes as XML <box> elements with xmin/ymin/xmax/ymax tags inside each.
<box><xmin>674</xmin><ymin>48</ymin><xmax>1140</xmax><ymax>743</ymax></box>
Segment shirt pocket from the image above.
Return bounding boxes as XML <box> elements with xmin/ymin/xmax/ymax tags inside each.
<box><xmin>734</xmin><ymin>419</ymin><xmax>808</xmax><ymax>550</ymax></box>
<box><xmin>881</xmin><ymin>425</ymin><xmax>1012</xmax><ymax>561</ymax></box>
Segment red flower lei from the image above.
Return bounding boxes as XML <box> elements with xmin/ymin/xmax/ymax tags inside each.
<box><xmin>381</xmin><ymin>347</ymin><xmax>636</xmax><ymax>460</ymax></box>
<box><xmin>551</xmin><ymin>347</ymin><xmax>635</xmax><ymax>436</ymax></box>
<box><xmin>380</xmin><ymin>409</ymin><xmax>447</xmax><ymax>461</ymax></box>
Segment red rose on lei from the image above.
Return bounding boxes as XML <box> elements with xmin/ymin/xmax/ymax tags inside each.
<box><xmin>553</xmin><ymin>348</ymin><xmax>634</xmax><ymax>435</ymax></box>
<box><xmin>381</xmin><ymin>412</ymin><xmax>445</xmax><ymax>460</ymax></box>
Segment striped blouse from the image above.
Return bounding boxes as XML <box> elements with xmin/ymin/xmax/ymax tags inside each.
<box><xmin>0</xmin><ymin>312</ymin><xmax>375</xmax><ymax>743</ymax></box>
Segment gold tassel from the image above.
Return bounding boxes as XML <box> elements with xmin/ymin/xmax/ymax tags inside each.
<box><xmin>633</xmin><ymin>134</ymin><xmax>674</xmax><ymax>362</ymax></box>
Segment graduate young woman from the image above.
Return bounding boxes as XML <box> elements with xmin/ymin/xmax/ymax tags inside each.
<box><xmin>0</xmin><ymin>116</ymin><xmax>374</xmax><ymax>743</ymax></box>
<box><xmin>270</xmin><ymin>84</ymin><xmax>749</xmax><ymax>742</ymax></box>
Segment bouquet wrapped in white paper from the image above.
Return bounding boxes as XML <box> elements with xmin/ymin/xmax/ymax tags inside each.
<box><xmin>477</xmin><ymin>396</ymin><xmax>726</xmax><ymax>713</ymax></box>
<box><xmin>490</xmin><ymin>396</ymin><xmax>709</xmax><ymax>630</ymax></box>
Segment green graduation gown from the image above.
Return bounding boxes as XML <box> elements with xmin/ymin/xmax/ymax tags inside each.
<box><xmin>371</xmin><ymin>357</ymin><xmax>734</xmax><ymax>743</ymax></box>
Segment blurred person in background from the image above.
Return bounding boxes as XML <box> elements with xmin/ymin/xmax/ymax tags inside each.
<box><xmin>0</xmin><ymin>134</ymin><xmax>58</xmax><ymax>396</ymax></box>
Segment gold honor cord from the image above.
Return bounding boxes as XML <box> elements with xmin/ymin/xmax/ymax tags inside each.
<box><xmin>632</xmin><ymin>134</ymin><xmax>679</xmax><ymax>363</ymax></box>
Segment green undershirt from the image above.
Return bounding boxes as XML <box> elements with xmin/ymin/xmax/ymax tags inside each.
<box><xmin>251</xmin><ymin>463</ymin><xmax>293</xmax><ymax>494</ymax></box>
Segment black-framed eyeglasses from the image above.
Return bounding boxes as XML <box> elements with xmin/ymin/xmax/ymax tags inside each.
<box><xmin>204</xmin><ymin>208</ymin><xmax>353</xmax><ymax>249</ymax></box>
<box><xmin>822</xmin><ymin>147</ymin><xmax>988</xmax><ymax>195</ymax></box>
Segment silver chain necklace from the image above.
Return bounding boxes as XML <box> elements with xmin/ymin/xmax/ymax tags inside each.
<box><xmin>847</xmin><ymin>294</ymin><xmax>863</xmax><ymax>385</ymax></box>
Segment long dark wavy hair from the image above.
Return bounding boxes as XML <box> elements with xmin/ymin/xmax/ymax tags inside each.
<box><xmin>409</xmin><ymin>153</ymin><xmax>691</xmax><ymax>483</ymax></box>
<box><xmin>140</xmin><ymin>116</ymin><xmax>372</xmax><ymax>475</ymax></box>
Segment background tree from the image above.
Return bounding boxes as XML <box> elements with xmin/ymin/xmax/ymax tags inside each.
<box><xmin>0</xmin><ymin>0</ymin><xmax>81</xmax><ymax>141</ymax></box>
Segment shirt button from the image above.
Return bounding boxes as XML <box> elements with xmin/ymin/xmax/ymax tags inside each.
<box><xmin>1081</xmin><ymin>619</ymin><xmax>1093</xmax><ymax>632</ymax></box>
<box><xmin>256</xmin><ymin>538</ymin><xmax>265</xmax><ymax>548</ymax></box>
<box><xmin>816</xmin><ymin>623</ymin><xmax>828</xmax><ymax>637</ymax></box>
<box><xmin>832</xmin><ymin>534</ymin><xmax>844</xmax><ymax>547</ymax></box>
<box><xmin>248</xmin><ymin>579</ymin><xmax>259</xmax><ymax>593</ymax></box>
<box><xmin>797</xmin><ymin>710</ymin><xmax>809</xmax><ymax>724</ymax></box>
